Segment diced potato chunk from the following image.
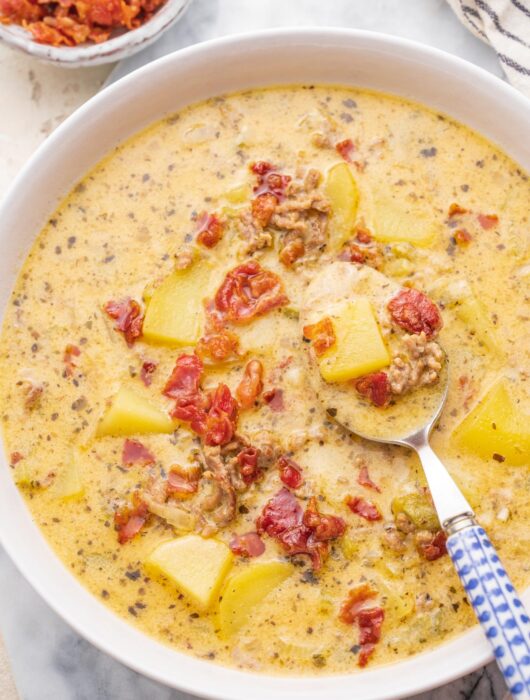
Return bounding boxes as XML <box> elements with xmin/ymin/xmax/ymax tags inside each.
<box><xmin>143</xmin><ymin>262</ymin><xmax>212</xmax><ymax>346</ymax></box>
<box><xmin>53</xmin><ymin>458</ymin><xmax>83</xmax><ymax>500</ymax></box>
<box><xmin>147</xmin><ymin>535</ymin><xmax>233</xmax><ymax>611</ymax></box>
<box><xmin>317</xmin><ymin>299</ymin><xmax>390</xmax><ymax>382</ymax></box>
<box><xmin>373</xmin><ymin>197</ymin><xmax>437</xmax><ymax>247</ymax></box>
<box><xmin>219</xmin><ymin>561</ymin><xmax>293</xmax><ymax>636</ymax></box>
<box><xmin>453</xmin><ymin>379</ymin><xmax>530</xmax><ymax>465</ymax></box>
<box><xmin>96</xmin><ymin>386</ymin><xmax>175</xmax><ymax>437</ymax></box>
<box><xmin>325</xmin><ymin>163</ymin><xmax>359</xmax><ymax>250</ymax></box>
<box><xmin>391</xmin><ymin>493</ymin><xmax>439</xmax><ymax>531</ymax></box>
<box><xmin>455</xmin><ymin>295</ymin><xmax>502</xmax><ymax>355</ymax></box>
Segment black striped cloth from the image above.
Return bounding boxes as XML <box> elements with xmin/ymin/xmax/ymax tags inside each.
<box><xmin>447</xmin><ymin>0</ymin><xmax>530</xmax><ymax>95</ymax></box>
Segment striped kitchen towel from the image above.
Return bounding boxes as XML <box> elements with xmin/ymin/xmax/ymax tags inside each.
<box><xmin>446</xmin><ymin>0</ymin><xmax>530</xmax><ymax>97</ymax></box>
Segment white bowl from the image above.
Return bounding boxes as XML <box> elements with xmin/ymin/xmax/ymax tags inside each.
<box><xmin>0</xmin><ymin>27</ymin><xmax>529</xmax><ymax>700</ymax></box>
<box><xmin>0</xmin><ymin>0</ymin><xmax>192</xmax><ymax>66</ymax></box>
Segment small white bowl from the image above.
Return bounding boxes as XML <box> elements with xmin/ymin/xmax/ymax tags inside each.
<box><xmin>0</xmin><ymin>0</ymin><xmax>192</xmax><ymax>66</ymax></box>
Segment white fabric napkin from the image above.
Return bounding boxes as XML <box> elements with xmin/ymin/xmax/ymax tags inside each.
<box><xmin>446</xmin><ymin>0</ymin><xmax>530</xmax><ymax>97</ymax></box>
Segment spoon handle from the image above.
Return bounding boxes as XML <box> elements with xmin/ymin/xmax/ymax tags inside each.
<box><xmin>446</xmin><ymin>520</ymin><xmax>530</xmax><ymax>698</ymax></box>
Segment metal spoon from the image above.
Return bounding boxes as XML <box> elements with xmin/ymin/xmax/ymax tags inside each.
<box><xmin>302</xmin><ymin>264</ymin><xmax>530</xmax><ymax>698</ymax></box>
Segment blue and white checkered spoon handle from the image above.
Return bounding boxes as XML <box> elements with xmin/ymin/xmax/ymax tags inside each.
<box><xmin>447</xmin><ymin>524</ymin><xmax>530</xmax><ymax>699</ymax></box>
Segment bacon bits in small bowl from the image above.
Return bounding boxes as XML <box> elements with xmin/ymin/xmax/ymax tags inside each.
<box><xmin>0</xmin><ymin>0</ymin><xmax>192</xmax><ymax>66</ymax></box>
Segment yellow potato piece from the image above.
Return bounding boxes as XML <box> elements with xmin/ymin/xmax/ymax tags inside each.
<box><xmin>53</xmin><ymin>459</ymin><xmax>83</xmax><ymax>500</ymax></box>
<box><xmin>219</xmin><ymin>561</ymin><xmax>293</xmax><ymax>636</ymax></box>
<box><xmin>96</xmin><ymin>386</ymin><xmax>175</xmax><ymax>437</ymax></box>
<box><xmin>373</xmin><ymin>197</ymin><xmax>437</xmax><ymax>247</ymax></box>
<box><xmin>325</xmin><ymin>162</ymin><xmax>360</xmax><ymax>250</ymax></box>
<box><xmin>453</xmin><ymin>379</ymin><xmax>530</xmax><ymax>465</ymax></box>
<box><xmin>147</xmin><ymin>535</ymin><xmax>233</xmax><ymax>611</ymax></box>
<box><xmin>318</xmin><ymin>299</ymin><xmax>390</xmax><ymax>382</ymax></box>
<box><xmin>223</xmin><ymin>184</ymin><xmax>251</xmax><ymax>204</ymax></box>
<box><xmin>455</xmin><ymin>295</ymin><xmax>502</xmax><ymax>355</ymax></box>
<box><xmin>143</xmin><ymin>262</ymin><xmax>212</xmax><ymax>346</ymax></box>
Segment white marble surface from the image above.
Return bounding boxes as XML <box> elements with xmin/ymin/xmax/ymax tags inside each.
<box><xmin>0</xmin><ymin>0</ymin><xmax>517</xmax><ymax>698</ymax></box>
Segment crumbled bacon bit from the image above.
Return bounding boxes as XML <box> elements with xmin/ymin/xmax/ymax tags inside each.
<box><xmin>140</xmin><ymin>360</ymin><xmax>157</xmax><ymax>386</ymax></box>
<box><xmin>257</xmin><ymin>488</ymin><xmax>345</xmax><ymax>569</ymax></box>
<box><xmin>167</xmin><ymin>465</ymin><xmax>200</xmax><ymax>499</ymax></box>
<box><xmin>237</xmin><ymin>446</ymin><xmax>263</xmax><ymax>485</ymax></box>
<box><xmin>387</xmin><ymin>288</ymin><xmax>442</xmax><ymax>338</ymax></box>
<box><xmin>63</xmin><ymin>344</ymin><xmax>80</xmax><ymax>377</ymax></box>
<box><xmin>263</xmin><ymin>388</ymin><xmax>285</xmax><ymax>412</ymax></box>
<box><xmin>204</xmin><ymin>384</ymin><xmax>238</xmax><ymax>447</ymax></box>
<box><xmin>355</xmin><ymin>372</ymin><xmax>390</xmax><ymax>408</ymax></box>
<box><xmin>355</xmin><ymin>227</ymin><xmax>373</xmax><ymax>244</ymax></box>
<box><xmin>252</xmin><ymin>193</ymin><xmax>277</xmax><ymax>228</ymax></box>
<box><xmin>454</xmin><ymin>229</ymin><xmax>473</xmax><ymax>247</ymax></box>
<box><xmin>339</xmin><ymin>584</ymin><xmax>385</xmax><ymax>667</ymax></box>
<box><xmin>164</xmin><ymin>354</ymin><xmax>209</xmax><ymax>433</ymax></box>
<box><xmin>104</xmin><ymin>298</ymin><xmax>144</xmax><ymax>346</ymax></box>
<box><xmin>114</xmin><ymin>493</ymin><xmax>149</xmax><ymax>544</ymax></box>
<box><xmin>251</xmin><ymin>161</ymin><xmax>291</xmax><ymax>200</ymax></box>
<box><xmin>303</xmin><ymin>317</ymin><xmax>336</xmax><ymax>357</ymax></box>
<box><xmin>196</xmin><ymin>303</ymin><xmax>240</xmax><ymax>363</ymax></box>
<box><xmin>235</xmin><ymin>359</ymin><xmax>263</xmax><ymax>409</ymax></box>
<box><xmin>214</xmin><ymin>261</ymin><xmax>288</xmax><ymax>323</ymax></box>
<box><xmin>278</xmin><ymin>455</ymin><xmax>304</xmax><ymax>489</ymax></box>
<box><xmin>448</xmin><ymin>203</ymin><xmax>468</xmax><ymax>217</ymax></box>
<box><xmin>416</xmin><ymin>529</ymin><xmax>447</xmax><ymax>561</ymax></box>
<box><xmin>279</xmin><ymin>238</ymin><xmax>305</xmax><ymax>267</ymax></box>
<box><xmin>335</xmin><ymin>139</ymin><xmax>355</xmax><ymax>163</ymax></box>
<box><xmin>121</xmin><ymin>439</ymin><xmax>155</xmax><ymax>468</ymax></box>
<box><xmin>357</xmin><ymin>464</ymin><xmax>381</xmax><ymax>493</ymax></box>
<box><xmin>477</xmin><ymin>213</ymin><xmax>499</xmax><ymax>230</ymax></box>
<box><xmin>9</xmin><ymin>451</ymin><xmax>23</xmax><ymax>466</ymax></box>
<box><xmin>346</xmin><ymin>496</ymin><xmax>382</xmax><ymax>521</ymax></box>
<box><xmin>0</xmin><ymin>0</ymin><xmax>167</xmax><ymax>47</ymax></box>
<box><xmin>229</xmin><ymin>532</ymin><xmax>265</xmax><ymax>558</ymax></box>
<box><xmin>196</xmin><ymin>212</ymin><xmax>224</xmax><ymax>248</ymax></box>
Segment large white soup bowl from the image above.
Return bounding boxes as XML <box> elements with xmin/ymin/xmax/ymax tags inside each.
<box><xmin>0</xmin><ymin>28</ymin><xmax>528</xmax><ymax>700</ymax></box>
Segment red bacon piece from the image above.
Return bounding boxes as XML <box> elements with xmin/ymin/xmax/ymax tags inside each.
<box><xmin>477</xmin><ymin>213</ymin><xmax>499</xmax><ymax>230</ymax></box>
<box><xmin>279</xmin><ymin>238</ymin><xmax>305</xmax><ymax>267</ymax></box>
<box><xmin>114</xmin><ymin>494</ymin><xmax>149</xmax><ymax>544</ymax></box>
<box><xmin>387</xmin><ymin>288</ymin><xmax>442</xmax><ymax>338</ymax></box>
<box><xmin>303</xmin><ymin>317</ymin><xmax>336</xmax><ymax>357</ymax></box>
<box><xmin>278</xmin><ymin>455</ymin><xmax>304</xmax><ymax>489</ymax></box>
<box><xmin>257</xmin><ymin>488</ymin><xmax>345</xmax><ymax>569</ymax></box>
<box><xmin>454</xmin><ymin>229</ymin><xmax>473</xmax><ymax>247</ymax></box>
<box><xmin>263</xmin><ymin>388</ymin><xmax>285</xmax><ymax>412</ymax></box>
<box><xmin>196</xmin><ymin>304</ymin><xmax>240</xmax><ymax>362</ymax></box>
<box><xmin>252</xmin><ymin>193</ymin><xmax>277</xmax><ymax>228</ymax></box>
<box><xmin>9</xmin><ymin>451</ymin><xmax>23</xmax><ymax>466</ymax></box>
<box><xmin>355</xmin><ymin>372</ymin><xmax>390</xmax><ymax>408</ymax></box>
<box><xmin>164</xmin><ymin>354</ymin><xmax>209</xmax><ymax>433</ymax></box>
<box><xmin>346</xmin><ymin>496</ymin><xmax>382</xmax><ymax>521</ymax></box>
<box><xmin>417</xmin><ymin>530</ymin><xmax>448</xmax><ymax>561</ymax></box>
<box><xmin>339</xmin><ymin>584</ymin><xmax>385</xmax><ymax>667</ymax></box>
<box><xmin>167</xmin><ymin>465</ymin><xmax>200</xmax><ymax>499</ymax></box>
<box><xmin>196</xmin><ymin>212</ymin><xmax>224</xmax><ymax>248</ymax></box>
<box><xmin>251</xmin><ymin>161</ymin><xmax>291</xmax><ymax>200</ymax></box>
<box><xmin>237</xmin><ymin>446</ymin><xmax>263</xmax><ymax>485</ymax></box>
<box><xmin>235</xmin><ymin>359</ymin><xmax>263</xmax><ymax>409</ymax></box>
<box><xmin>121</xmin><ymin>439</ymin><xmax>155</xmax><ymax>468</ymax></box>
<box><xmin>104</xmin><ymin>298</ymin><xmax>144</xmax><ymax>346</ymax></box>
<box><xmin>229</xmin><ymin>532</ymin><xmax>265</xmax><ymax>558</ymax></box>
<box><xmin>214</xmin><ymin>261</ymin><xmax>288</xmax><ymax>323</ymax></box>
<box><xmin>357</xmin><ymin>464</ymin><xmax>381</xmax><ymax>493</ymax></box>
<box><xmin>335</xmin><ymin>139</ymin><xmax>355</xmax><ymax>163</ymax></box>
<box><xmin>204</xmin><ymin>384</ymin><xmax>238</xmax><ymax>447</ymax></box>
<box><xmin>140</xmin><ymin>360</ymin><xmax>157</xmax><ymax>386</ymax></box>
<box><xmin>63</xmin><ymin>343</ymin><xmax>80</xmax><ymax>377</ymax></box>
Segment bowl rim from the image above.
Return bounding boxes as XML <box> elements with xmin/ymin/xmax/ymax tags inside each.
<box><xmin>0</xmin><ymin>0</ymin><xmax>192</xmax><ymax>66</ymax></box>
<box><xmin>0</xmin><ymin>26</ymin><xmax>529</xmax><ymax>700</ymax></box>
